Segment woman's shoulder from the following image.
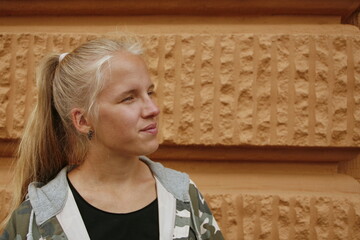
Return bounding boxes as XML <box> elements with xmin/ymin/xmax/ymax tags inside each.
<box><xmin>188</xmin><ymin>181</ymin><xmax>224</xmax><ymax>239</ymax></box>
<box><xmin>13</xmin><ymin>199</ymin><xmax>33</xmax><ymax>215</ymax></box>
<box><xmin>27</xmin><ymin>167</ymin><xmax>68</xmax><ymax>225</ymax></box>
<box><xmin>0</xmin><ymin>200</ymin><xmax>33</xmax><ymax>240</ymax></box>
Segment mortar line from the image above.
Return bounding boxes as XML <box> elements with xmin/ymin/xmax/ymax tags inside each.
<box><xmin>251</xmin><ymin>35</ymin><xmax>260</xmax><ymax>144</ymax></box>
<box><xmin>346</xmin><ymin>37</ymin><xmax>355</xmax><ymax>145</ymax></box>
<box><xmin>308</xmin><ymin>36</ymin><xmax>317</xmax><ymax>145</ymax></box>
<box><xmin>270</xmin><ymin>37</ymin><xmax>279</xmax><ymax>145</ymax></box>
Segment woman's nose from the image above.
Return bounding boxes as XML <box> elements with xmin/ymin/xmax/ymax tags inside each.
<box><xmin>142</xmin><ymin>97</ymin><xmax>160</xmax><ymax>118</ymax></box>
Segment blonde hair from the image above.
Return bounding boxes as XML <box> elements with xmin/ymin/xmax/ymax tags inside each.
<box><xmin>1</xmin><ymin>37</ymin><xmax>142</xmax><ymax>229</ymax></box>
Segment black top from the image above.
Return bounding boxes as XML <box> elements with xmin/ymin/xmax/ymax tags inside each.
<box><xmin>68</xmin><ymin>177</ymin><xmax>159</xmax><ymax>240</ymax></box>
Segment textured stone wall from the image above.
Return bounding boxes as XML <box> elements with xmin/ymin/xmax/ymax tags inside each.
<box><xmin>1</xmin><ymin>28</ymin><xmax>360</xmax><ymax>238</ymax></box>
<box><xmin>207</xmin><ymin>193</ymin><xmax>360</xmax><ymax>239</ymax></box>
<box><xmin>206</xmin><ymin>192</ymin><xmax>358</xmax><ymax>239</ymax></box>
<box><xmin>1</xmin><ymin>32</ymin><xmax>360</xmax><ymax>147</ymax></box>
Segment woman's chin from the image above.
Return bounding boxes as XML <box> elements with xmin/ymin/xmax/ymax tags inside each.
<box><xmin>139</xmin><ymin>140</ymin><xmax>159</xmax><ymax>156</ymax></box>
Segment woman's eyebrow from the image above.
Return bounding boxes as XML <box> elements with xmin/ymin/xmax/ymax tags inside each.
<box><xmin>118</xmin><ymin>89</ymin><xmax>136</xmax><ymax>97</ymax></box>
<box><xmin>148</xmin><ymin>84</ymin><xmax>155</xmax><ymax>90</ymax></box>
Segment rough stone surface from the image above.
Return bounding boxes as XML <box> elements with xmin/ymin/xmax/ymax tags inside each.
<box><xmin>0</xmin><ymin>32</ymin><xmax>360</xmax><ymax>147</ymax></box>
<box><xmin>201</xmin><ymin>193</ymin><xmax>360</xmax><ymax>240</ymax></box>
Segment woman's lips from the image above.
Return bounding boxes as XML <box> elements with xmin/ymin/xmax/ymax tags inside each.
<box><xmin>140</xmin><ymin>123</ymin><xmax>158</xmax><ymax>135</ymax></box>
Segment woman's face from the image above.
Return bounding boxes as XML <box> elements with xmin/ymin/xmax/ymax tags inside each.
<box><xmin>92</xmin><ymin>52</ymin><xmax>160</xmax><ymax>158</ymax></box>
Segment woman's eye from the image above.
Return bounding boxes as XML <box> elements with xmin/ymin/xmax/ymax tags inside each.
<box><xmin>121</xmin><ymin>96</ymin><xmax>134</xmax><ymax>103</ymax></box>
<box><xmin>148</xmin><ymin>91</ymin><xmax>155</xmax><ymax>97</ymax></box>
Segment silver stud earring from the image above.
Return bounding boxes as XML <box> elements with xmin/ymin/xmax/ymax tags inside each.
<box><xmin>87</xmin><ymin>130</ymin><xmax>94</xmax><ymax>140</ymax></box>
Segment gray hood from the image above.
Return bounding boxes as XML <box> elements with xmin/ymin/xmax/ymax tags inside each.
<box><xmin>28</xmin><ymin>156</ymin><xmax>190</xmax><ymax>225</ymax></box>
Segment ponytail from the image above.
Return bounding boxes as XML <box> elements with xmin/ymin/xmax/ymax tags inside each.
<box><xmin>1</xmin><ymin>54</ymin><xmax>68</xmax><ymax>229</ymax></box>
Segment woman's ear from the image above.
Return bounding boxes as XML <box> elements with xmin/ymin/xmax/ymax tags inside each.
<box><xmin>70</xmin><ymin>108</ymin><xmax>92</xmax><ymax>134</ymax></box>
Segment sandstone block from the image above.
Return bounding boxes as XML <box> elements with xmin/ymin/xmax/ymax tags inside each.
<box><xmin>0</xmin><ymin>33</ymin><xmax>359</xmax><ymax>147</ymax></box>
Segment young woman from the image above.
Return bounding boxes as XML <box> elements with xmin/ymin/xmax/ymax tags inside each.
<box><xmin>0</xmin><ymin>38</ymin><xmax>224</xmax><ymax>240</ymax></box>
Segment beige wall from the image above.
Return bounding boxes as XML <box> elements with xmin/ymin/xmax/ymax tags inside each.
<box><xmin>0</xmin><ymin>1</ymin><xmax>360</xmax><ymax>238</ymax></box>
<box><xmin>1</xmin><ymin>28</ymin><xmax>360</xmax><ymax>146</ymax></box>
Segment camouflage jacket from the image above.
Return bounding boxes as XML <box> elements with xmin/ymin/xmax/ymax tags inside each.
<box><xmin>1</xmin><ymin>157</ymin><xmax>224</xmax><ymax>240</ymax></box>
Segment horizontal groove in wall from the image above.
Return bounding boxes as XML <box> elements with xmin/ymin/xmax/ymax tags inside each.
<box><xmin>0</xmin><ymin>0</ymin><xmax>358</xmax><ymax>17</ymax></box>
<box><xmin>1</xmin><ymin>138</ymin><xmax>359</xmax><ymax>162</ymax></box>
<box><xmin>1</xmin><ymin>139</ymin><xmax>359</xmax><ymax>162</ymax></box>
<box><xmin>151</xmin><ymin>144</ymin><xmax>360</xmax><ymax>162</ymax></box>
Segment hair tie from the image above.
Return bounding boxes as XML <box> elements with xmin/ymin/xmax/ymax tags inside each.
<box><xmin>59</xmin><ymin>52</ymin><xmax>69</xmax><ymax>62</ymax></box>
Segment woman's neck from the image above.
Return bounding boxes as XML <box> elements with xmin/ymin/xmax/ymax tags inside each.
<box><xmin>67</xmin><ymin>149</ymin><xmax>157</xmax><ymax>214</ymax></box>
<box><xmin>68</xmin><ymin>146</ymin><xmax>148</xmax><ymax>189</ymax></box>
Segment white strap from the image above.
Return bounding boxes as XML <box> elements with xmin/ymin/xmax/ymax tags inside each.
<box><xmin>156</xmin><ymin>177</ymin><xmax>176</xmax><ymax>240</ymax></box>
<box><xmin>26</xmin><ymin>210</ymin><xmax>34</xmax><ymax>240</ymax></box>
<box><xmin>56</xmin><ymin>188</ymin><xmax>91</xmax><ymax>240</ymax></box>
